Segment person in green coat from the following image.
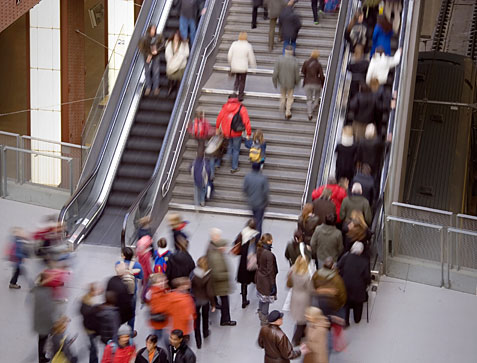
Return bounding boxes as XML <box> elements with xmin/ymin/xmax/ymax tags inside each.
<box><xmin>206</xmin><ymin>228</ymin><xmax>237</xmax><ymax>326</ymax></box>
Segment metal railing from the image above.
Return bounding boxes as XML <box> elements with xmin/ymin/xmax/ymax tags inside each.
<box><xmin>121</xmin><ymin>0</ymin><xmax>229</xmax><ymax>247</ymax></box>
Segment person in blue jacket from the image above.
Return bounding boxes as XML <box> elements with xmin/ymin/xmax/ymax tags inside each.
<box><xmin>8</xmin><ymin>228</ymin><xmax>29</xmax><ymax>289</ymax></box>
<box><xmin>245</xmin><ymin>129</ymin><xmax>267</xmax><ymax>168</ymax></box>
<box><xmin>370</xmin><ymin>15</ymin><xmax>393</xmax><ymax>57</ymax></box>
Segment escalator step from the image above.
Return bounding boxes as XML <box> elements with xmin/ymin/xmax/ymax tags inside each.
<box><xmin>138</xmin><ymin>98</ymin><xmax>176</xmax><ymax>112</ymax></box>
<box><xmin>130</xmin><ymin>124</ymin><xmax>167</xmax><ymax>138</ymax></box>
<box><xmin>121</xmin><ymin>150</ymin><xmax>159</xmax><ymax>166</ymax></box>
<box><xmin>134</xmin><ymin>112</ymin><xmax>170</xmax><ymax>125</ymax></box>
<box><xmin>125</xmin><ymin>136</ymin><xmax>162</xmax><ymax>152</ymax></box>
<box><xmin>111</xmin><ymin>179</ymin><xmax>145</xmax><ymax>194</ymax></box>
<box><xmin>107</xmin><ymin>191</ymin><xmax>140</xmax><ymax>208</ymax></box>
<box><xmin>116</xmin><ymin>164</ymin><xmax>154</xmax><ymax>179</ymax></box>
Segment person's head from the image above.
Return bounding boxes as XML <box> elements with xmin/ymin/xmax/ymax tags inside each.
<box><xmin>210</xmin><ymin>227</ymin><xmax>222</xmax><ymax>243</ymax></box>
<box><xmin>118</xmin><ymin>324</ymin><xmax>132</xmax><ymax>347</ymax></box>
<box><xmin>88</xmin><ymin>282</ymin><xmax>102</xmax><ymax>296</ymax></box>
<box><xmin>320</xmin><ymin>188</ymin><xmax>332</xmax><ymax>200</ymax></box>
<box><xmin>252</xmin><ymin>162</ymin><xmax>261</xmax><ymax>171</ymax></box>
<box><xmin>138</xmin><ymin>215</ymin><xmax>151</xmax><ymax>228</ymax></box>
<box><xmin>339</xmin><ymin>177</ymin><xmax>349</xmax><ymax>190</ymax></box>
<box><xmin>169</xmin><ymin>329</ymin><xmax>184</xmax><ymax>348</ymax></box>
<box><xmin>356</xmin><ymin>8</ymin><xmax>364</xmax><ymax>23</ymax></box>
<box><xmin>365</xmin><ymin>123</ymin><xmax>377</xmax><ymax>139</ymax></box>
<box><xmin>173</xmin><ymin>29</ymin><xmax>181</xmax><ymax>42</ymax></box>
<box><xmin>229</xmin><ymin>93</ymin><xmax>238</xmax><ymax>100</ymax></box>
<box><xmin>323</xmin><ymin>256</ymin><xmax>334</xmax><ymax>269</ymax></box>
<box><xmin>301</xmin><ymin>203</ymin><xmax>314</xmax><ymax>222</ymax></box>
<box><xmin>175</xmin><ymin>236</ymin><xmax>189</xmax><ymax>252</ymax></box>
<box><xmin>148</xmin><ymin>24</ymin><xmax>157</xmax><ymax>37</ymax></box>
<box><xmin>150</xmin><ymin>273</ymin><xmax>168</xmax><ymax>288</ymax></box>
<box><xmin>351</xmin><ymin>241</ymin><xmax>364</xmax><ymax>255</ymax></box>
<box><xmin>341</xmin><ymin>126</ymin><xmax>354</xmax><ymax>146</ymax></box>
<box><xmin>327</xmin><ymin>176</ymin><xmax>337</xmax><ymax>185</ymax></box>
<box><xmin>146</xmin><ymin>334</ymin><xmax>158</xmax><ymax>352</ymax></box>
<box><xmin>197</xmin><ymin>256</ymin><xmax>209</xmax><ymax>270</ymax></box>
<box><xmin>287</xmin><ymin>0</ymin><xmax>294</xmax><ymax>6</ymax></box>
<box><xmin>121</xmin><ymin>247</ymin><xmax>134</xmax><ymax>261</ymax></box>
<box><xmin>324</xmin><ymin>213</ymin><xmax>336</xmax><ymax>226</ymax></box>
<box><xmin>238</xmin><ymin>32</ymin><xmax>248</xmax><ymax>41</ymax></box>
<box><xmin>268</xmin><ymin>310</ymin><xmax>284</xmax><ymax>325</ymax></box>
<box><xmin>305</xmin><ymin>306</ymin><xmax>324</xmax><ymax>323</ymax></box>
<box><xmin>284</xmin><ymin>45</ymin><xmax>294</xmax><ymax>55</ymax></box>
<box><xmin>253</xmin><ymin>129</ymin><xmax>264</xmax><ymax>144</ymax></box>
<box><xmin>353</xmin><ymin>44</ymin><xmax>364</xmax><ymax>60</ymax></box>
<box><xmin>174</xmin><ymin>277</ymin><xmax>191</xmax><ymax>291</ymax></box>
<box><xmin>311</xmin><ymin>49</ymin><xmax>320</xmax><ymax>59</ymax></box>
<box><xmin>259</xmin><ymin>233</ymin><xmax>273</xmax><ymax>247</ymax></box>
<box><xmin>247</xmin><ymin>218</ymin><xmax>257</xmax><ymax>230</ymax></box>
<box><xmin>351</xmin><ymin>182</ymin><xmax>363</xmax><ymax>195</ymax></box>
<box><xmin>361</xmin><ymin>163</ymin><xmax>372</xmax><ymax>176</ymax></box>
<box><xmin>369</xmin><ymin>77</ymin><xmax>380</xmax><ymax>92</ymax></box>
<box><xmin>293</xmin><ymin>230</ymin><xmax>303</xmax><ymax>243</ymax></box>
<box><xmin>157</xmin><ymin>237</ymin><xmax>168</xmax><ymax>249</ymax></box>
<box><xmin>53</xmin><ymin>316</ymin><xmax>70</xmax><ymax>334</ymax></box>
<box><xmin>377</xmin><ymin>15</ymin><xmax>392</xmax><ymax>33</ymax></box>
<box><xmin>293</xmin><ymin>255</ymin><xmax>309</xmax><ymax>275</ymax></box>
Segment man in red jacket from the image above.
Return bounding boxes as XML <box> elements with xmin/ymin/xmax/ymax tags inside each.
<box><xmin>312</xmin><ymin>177</ymin><xmax>347</xmax><ymax>223</ymax></box>
<box><xmin>215</xmin><ymin>94</ymin><xmax>252</xmax><ymax>173</ymax></box>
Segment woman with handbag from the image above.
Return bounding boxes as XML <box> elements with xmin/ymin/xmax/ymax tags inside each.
<box><xmin>231</xmin><ymin>219</ymin><xmax>259</xmax><ymax>309</ymax></box>
<box><xmin>165</xmin><ymin>30</ymin><xmax>189</xmax><ymax>96</ymax></box>
<box><xmin>147</xmin><ymin>274</ymin><xmax>170</xmax><ymax>341</ymax></box>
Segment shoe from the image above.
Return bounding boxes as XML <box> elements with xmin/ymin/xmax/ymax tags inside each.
<box><xmin>196</xmin><ymin>340</ymin><xmax>202</xmax><ymax>349</ymax></box>
<box><xmin>9</xmin><ymin>283</ymin><xmax>20</xmax><ymax>289</ymax></box>
<box><xmin>230</xmin><ymin>168</ymin><xmax>240</xmax><ymax>174</ymax></box>
<box><xmin>220</xmin><ymin>321</ymin><xmax>237</xmax><ymax>326</ymax></box>
<box><xmin>154</xmin><ymin>88</ymin><xmax>160</xmax><ymax>96</ymax></box>
<box><xmin>203</xmin><ymin>331</ymin><xmax>210</xmax><ymax>339</ymax></box>
<box><xmin>200</xmin><ymin>202</ymin><xmax>205</xmax><ymax>207</ymax></box>
<box><xmin>251</xmin><ymin>23</ymin><xmax>257</xmax><ymax>29</ymax></box>
<box><xmin>133</xmin><ymin>330</ymin><xmax>138</xmax><ymax>338</ymax></box>
<box><xmin>263</xmin><ymin>15</ymin><xmax>269</xmax><ymax>20</ymax></box>
<box><xmin>145</xmin><ymin>87</ymin><xmax>151</xmax><ymax>96</ymax></box>
<box><xmin>308</xmin><ymin>115</ymin><xmax>313</xmax><ymax>121</ymax></box>
<box><xmin>314</xmin><ymin>21</ymin><xmax>319</xmax><ymax>25</ymax></box>
<box><xmin>285</xmin><ymin>114</ymin><xmax>292</xmax><ymax>120</ymax></box>
<box><xmin>242</xmin><ymin>300</ymin><xmax>250</xmax><ymax>309</ymax></box>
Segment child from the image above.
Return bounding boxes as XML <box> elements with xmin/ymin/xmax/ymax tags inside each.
<box><xmin>41</xmin><ymin>262</ymin><xmax>71</xmax><ymax>301</ymax></box>
<box><xmin>245</xmin><ymin>129</ymin><xmax>267</xmax><ymax>167</ymax></box>
<box><xmin>101</xmin><ymin>324</ymin><xmax>136</xmax><ymax>363</ymax></box>
<box><xmin>154</xmin><ymin>238</ymin><xmax>171</xmax><ymax>274</ymax></box>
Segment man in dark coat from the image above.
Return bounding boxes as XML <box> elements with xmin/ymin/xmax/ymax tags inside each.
<box><xmin>348</xmin><ymin>83</ymin><xmax>378</xmax><ymax>141</ymax></box>
<box><xmin>337</xmin><ymin>242</ymin><xmax>371</xmax><ymax>325</ymax></box>
<box><xmin>252</xmin><ymin>0</ymin><xmax>268</xmax><ymax>29</ymax></box>
<box><xmin>166</xmin><ymin>238</ymin><xmax>196</xmax><ymax>288</ymax></box>
<box><xmin>243</xmin><ymin>163</ymin><xmax>269</xmax><ymax>235</ymax></box>
<box><xmin>106</xmin><ymin>267</ymin><xmax>134</xmax><ymax>326</ymax></box>
<box><xmin>258</xmin><ymin>310</ymin><xmax>305</xmax><ymax>362</ymax></box>
<box><xmin>279</xmin><ymin>0</ymin><xmax>301</xmax><ymax>55</ymax></box>
<box><xmin>351</xmin><ymin>164</ymin><xmax>376</xmax><ymax>207</ymax></box>
<box><xmin>301</xmin><ymin>49</ymin><xmax>325</xmax><ymax>120</ymax></box>
<box><xmin>312</xmin><ymin>188</ymin><xmax>336</xmax><ymax>225</ymax></box>
<box><xmin>166</xmin><ymin>329</ymin><xmax>196</xmax><ymax>363</ymax></box>
<box><xmin>347</xmin><ymin>44</ymin><xmax>369</xmax><ymax>101</ymax></box>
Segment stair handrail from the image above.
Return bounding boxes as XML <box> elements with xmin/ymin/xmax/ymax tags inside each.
<box><xmin>121</xmin><ymin>0</ymin><xmax>230</xmax><ymax>247</ymax></box>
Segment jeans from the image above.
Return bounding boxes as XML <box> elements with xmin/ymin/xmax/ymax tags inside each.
<box><xmin>194</xmin><ymin>303</ymin><xmax>210</xmax><ymax>345</ymax></box>
<box><xmin>280</xmin><ymin>88</ymin><xmax>294</xmax><ymax>117</ymax></box>
<box><xmin>233</xmin><ymin>73</ymin><xmax>247</xmax><ymax>100</ymax></box>
<box><xmin>38</xmin><ymin>334</ymin><xmax>48</xmax><ymax>363</ymax></box>
<box><xmin>304</xmin><ymin>84</ymin><xmax>321</xmax><ymax>117</ymax></box>
<box><xmin>128</xmin><ymin>293</ymin><xmax>137</xmax><ymax>331</ymax></box>
<box><xmin>227</xmin><ymin>136</ymin><xmax>242</xmax><ymax>171</ymax></box>
<box><xmin>10</xmin><ymin>263</ymin><xmax>21</xmax><ymax>284</ymax></box>
<box><xmin>145</xmin><ymin>55</ymin><xmax>161</xmax><ymax>91</ymax></box>
<box><xmin>209</xmin><ymin>157</ymin><xmax>221</xmax><ymax>179</ymax></box>
<box><xmin>194</xmin><ymin>185</ymin><xmax>206</xmax><ymax>206</ymax></box>
<box><xmin>258</xmin><ymin>300</ymin><xmax>270</xmax><ymax>316</ymax></box>
<box><xmin>219</xmin><ymin>296</ymin><xmax>231</xmax><ymax>324</ymax></box>
<box><xmin>282</xmin><ymin>39</ymin><xmax>296</xmax><ymax>55</ymax></box>
<box><xmin>88</xmin><ymin>333</ymin><xmax>98</xmax><ymax>363</ymax></box>
<box><xmin>252</xmin><ymin>207</ymin><xmax>265</xmax><ymax>236</ymax></box>
<box><xmin>179</xmin><ymin>16</ymin><xmax>197</xmax><ymax>43</ymax></box>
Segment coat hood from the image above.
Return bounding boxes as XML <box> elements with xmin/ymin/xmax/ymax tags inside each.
<box><xmin>241</xmin><ymin>226</ymin><xmax>259</xmax><ymax>244</ymax></box>
<box><xmin>193</xmin><ymin>267</ymin><xmax>210</xmax><ymax>279</ymax></box>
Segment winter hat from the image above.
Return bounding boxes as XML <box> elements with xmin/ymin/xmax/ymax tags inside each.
<box><xmin>341</xmin><ymin>126</ymin><xmax>354</xmax><ymax>146</ymax></box>
<box><xmin>351</xmin><ymin>182</ymin><xmax>363</xmax><ymax>195</ymax></box>
<box><xmin>118</xmin><ymin>324</ymin><xmax>132</xmax><ymax>337</ymax></box>
<box><xmin>365</xmin><ymin>123</ymin><xmax>376</xmax><ymax>139</ymax></box>
<box><xmin>268</xmin><ymin>310</ymin><xmax>284</xmax><ymax>323</ymax></box>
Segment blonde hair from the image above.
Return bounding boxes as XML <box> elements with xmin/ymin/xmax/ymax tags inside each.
<box><xmin>253</xmin><ymin>129</ymin><xmax>264</xmax><ymax>144</ymax></box>
<box><xmin>301</xmin><ymin>203</ymin><xmax>313</xmax><ymax>224</ymax></box>
<box><xmin>293</xmin><ymin>255</ymin><xmax>309</xmax><ymax>275</ymax></box>
<box><xmin>311</xmin><ymin>50</ymin><xmax>319</xmax><ymax>59</ymax></box>
<box><xmin>197</xmin><ymin>256</ymin><xmax>209</xmax><ymax>270</ymax></box>
<box><xmin>305</xmin><ymin>306</ymin><xmax>324</xmax><ymax>322</ymax></box>
<box><xmin>238</xmin><ymin>32</ymin><xmax>248</xmax><ymax>41</ymax></box>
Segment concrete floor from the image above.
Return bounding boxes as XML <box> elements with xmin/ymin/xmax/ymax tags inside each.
<box><xmin>1</xmin><ymin>200</ymin><xmax>477</xmax><ymax>362</ymax></box>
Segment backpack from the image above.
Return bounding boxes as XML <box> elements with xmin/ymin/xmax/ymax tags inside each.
<box><xmin>121</xmin><ymin>261</ymin><xmax>136</xmax><ymax>295</ymax></box>
<box><xmin>249</xmin><ymin>141</ymin><xmax>262</xmax><ymax>163</ymax></box>
<box><xmin>230</xmin><ymin>105</ymin><xmax>245</xmax><ymax>132</ymax></box>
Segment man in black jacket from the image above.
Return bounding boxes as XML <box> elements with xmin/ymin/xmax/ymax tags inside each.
<box><xmin>167</xmin><ymin>329</ymin><xmax>196</xmax><ymax>363</ymax></box>
<box><xmin>166</xmin><ymin>238</ymin><xmax>195</xmax><ymax>288</ymax></box>
<box><xmin>279</xmin><ymin>0</ymin><xmax>301</xmax><ymax>55</ymax></box>
<box><xmin>80</xmin><ymin>283</ymin><xmax>103</xmax><ymax>363</ymax></box>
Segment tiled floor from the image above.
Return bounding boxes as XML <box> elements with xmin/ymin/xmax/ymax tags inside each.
<box><xmin>1</xmin><ymin>200</ymin><xmax>477</xmax><ymax>362</ymax></box>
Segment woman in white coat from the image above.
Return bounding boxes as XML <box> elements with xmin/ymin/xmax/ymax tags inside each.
<box><xmin>227</xmin><ymin>32</ymin><xmax>257</xmax><ymax>101</ymax></box>
<box><xmin>165</xmin><ymin>30</ymin><xmax>190</xmax><ymax>96</ymax></box>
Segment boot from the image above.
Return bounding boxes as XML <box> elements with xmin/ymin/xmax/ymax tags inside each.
<box><xmin>258</xmin><ymin>311</ymin><xmax>268</xmax><ymax>326</ymax></box>
<box><xmin>241</xmin><ymin>284</ymin><xmax>250</xmax><ymax>309</ymax></box>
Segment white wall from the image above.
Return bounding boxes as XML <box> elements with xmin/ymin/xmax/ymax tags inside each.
<box><xmin>29</xmin><ymin>0</ymin><xmax>61</xmax><ymax>186</ymax></box>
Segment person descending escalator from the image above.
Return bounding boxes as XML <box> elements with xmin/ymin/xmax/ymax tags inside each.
<box><xmin>139</xmin><ymin>25</ymin><xmax>164</xmax><ymax>97</ymax></box>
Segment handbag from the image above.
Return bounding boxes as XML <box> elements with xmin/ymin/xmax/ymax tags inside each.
<box><xmin>205</xmin><ymin>134</ymin><xmax>224</xmax><ymax>155</ymax></box>
<box><xmin>150</xmin><ymin>312</ymin><xmax>167</xmax><ymax>322</ymax></box>
<box><xmin>246</xmin><ymin>252</ymin><xmax>257</xmax><ymax>271</ymax></box>
<box><xmin>51</xmin><ymin>338</ymin><xmax>68</xmax><ymax>363</ymax></box>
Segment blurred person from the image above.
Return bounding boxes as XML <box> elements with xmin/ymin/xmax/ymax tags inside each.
<box><xmin>7</xmin><ymin>227</ymin><xmax>30</xmax><ymax>289</ymax></box>
<box><xmin>147</xmin><ymin>273</ymin><xmax>170</xmax><ymax>341</ymax></box>
<box><xmin>279</xmin><ymin>0</ymin><xmax>302</xmax><ymax>55</ymax></box>
<box><xmin>187</xmin><ymin>108</ymin><xmax>214</xmax><ymax>151</ymax></box>
<box><xmin>50</xmin><ymin>316</ymin><xmax>78</xmax><ymax>363</ymax></box>
<box><xmin>345</xmin><ymin>8</ymin><xmax>367</xmax><ymax>52</ymax></box>
<box><xmin>153</xmin><ymin>238</ymin><xmax>172</xmax><ymax>274</ymax></box>
<box><xmin>310</xmin><ymin>213</ymin><xmax>343</xmax><ymax>269</ymax></box>
<box><xmin>166</xmin><ymin>329</ymin><xmax>196</xmax><ymax>363</ymax></box>
<box><xmin>190</xmin><ymin>144</ymin><xmax>211</xmax><ymax>207</ymax></box>
<box><xmin>139</xmin><ymin>25</ymin><xmax>164</xmax><ymax>96</ymax></box>
<box><xmin>287</xmin><ymin>256</ymin><xmax>313</xmax><ymax>345</ymax></box>
<box><xmin>165</xmin><ymin>30</ymin><xmax>190</xmax><ymax>96</ymax></box>
<box><xmin>384</xmin><ymin>0</ymin><xmax>402</xmax><ymax>34</ymax></box>
<box><xmin>190</xmin><ymin>256</ymin><xmax>216</xmax><ymax>348</ymax></box>
<box><xmin>285</xmin><ymin>231</ymin><xmax>312</xmax><ymax>266</ymax></box>
<box><xmin>324</xmin><ymin>0</ymin><xmax>339</xmax><ymax>12</ymax></box>
<box><xmin>168</xmin><ymin>277</ymin><xmax>196</xmax><ymax>339</ymax></box>
<box><xmin>243</xmin><ymin>163</ymin><xmax>270</xmax><ymax>235</ymax></box>
<box><xmin>101</xmin><ymin>324</ymin><xmax>136</xmax><ymax>363</ymax></box>
<box><xmin>303</xmin><ymin>307</ymin><xmax>330</xmax><ymax>363</ymax></box>
<box><xmin>137</xmin><ymin>215</ymin><xmax>153</xmax><ymax>240</ymax></box>
<box><xmin>340</xmin><ymin>182</ymin><xmax>372</xmax><ymax>225</ymax></box>
<box><xmin>265</xmin><ymin>0</ymin><xmax>285</xmax><ymax>51</ymax></box>
<box><xmin>168</xmin><ymin>213</ymin><xmax>189</xmax><ymax>249</ymax></box>
<box><xmin>258</xmin><ymin>310</ymin><xmax>306</xmax><ymax>361</ymax></box>
<box><xmin>342</xmin><ymin>210</ymin><xmax>371</xmax><ymax>253</ymax></box>
<box><xmin>367</xmin><ymin>46</ymin><xmax>402</xmax><ymax>85</ymax></box>
<box><xmin>96</xmin><ymin>291</ymin><xmax>121</xmax><ymax>345</ymax></box>
<box><xmin>370</xmin><ymin>15</ymin><xmax>393</xmax><ymax>56</ymax></box>
<box><xmin>80</xmin><ymin>282</ymin><xmax>104</xmax><ymax>363</ymax></box>
<box><xmin>338</xmin><ymin>242</ymin><xmax>371</xmax><ymax>325</ymax></box>
<box><xmin>335</xmin><ymin>126</ymin><xmax>357</xmax><ymax>183</ymax></box>
<box><xmin>135</xmin><ymin>334</ymin><xmax>168</xmax><ymax>363</ymax></box>
<box><xmin>312</xmin><ymin>188</ymin><xmax>336</xmax><ymax>226</ymax></box>
<box><xmin>348</xmin><ymin>82</ymin><xmax>378</xmax><ymax>141</ymax></box>
<box><xmin>166</xmin><ymin>236</ymin><xmax>195</xmax><ymax>287</ymax></box>
<box><xmin>206</xmin><ymin>228</ymin><xmax>237</xmax><ymax>326</ymax></box>
<box><xmin>232</xmin><ymin>219</ymin><xmax>259</xmax><ymax>309</ymax></box>
<box><xmin>351</xmin><ymin>163</ymin><xmax>376</xmax><ymax>206</ymax></box>
<box><xmin>41</xmin><ymin>261</ymin><xmax>72</xmax><ymax>301</ymax></box>
<box><xmin>297</xmin><ymin>203</ymin><xmax>320</xmax><ymax>245</ymax></box>
<box><xmin>256</xmin><ymin>233</ymin><xmax>278</xmax><ymax>326</ymax></box>
<box><xmin>301</xmin><ymin>50</ymin><xmax>325</xmax><ymax>120</ymax></box>
<box><xmin>227</xmin><ymin>32</ymin><xmax>257</xmax><ymax>101</ymax></box>
<box><xmin>244</xmin><ymin>129</ymin><xmax>267</xmax><ymax>167</ymax></box>
<box><xmin>273</xmin><ymin>45</ymin><xmax>301</xmax><ymax>120</ymax></box>
<box><xmin>136</xmin><ymin>219</ymin><xmax>154</xmax><ymax>298</ymax></box>
<box><xmin>347</xmin><ymin>45</ymin><xmax>369</xmax><ymax>101</ymax></box>
<box><xmin>311</xmin><ymin>177</ymin><xmax>347</xmax><ymax>225</ymax></box>
<box><xmin>176</xmin><ymin>0</ymin><xmax>205</xmax><ymax>43</ymax></box>
<box><xmin>357</xmin><ymin>123</ymin><xmax>389</xmax><ymax>179</ymax></box>
<box><xmin>106</xmin><ymin>263</ymin><xmax>134</xmax><ymax>328</ymax></box>
<box><xmin>312</xmin><ymin>257</ymin><xmax>347</xmax><ymax>316</ymax></box>
<box><xmin>215</xmin><ymin>94</ymin><xmax>252</xmax><ymax>172</ymax></box>
<box><xmin>252</xmin><ymin>0</ymin><xmax>268</xmax><ymax>29</ymax></box>
<box><xmin>311</xmin><ymin>0</ymin><xmax>325</xmax><ymax>24</ymax></box>
<box><xmin>32</xmin><ymin>272</ymin><xmax>59</xmax><ymax>363</ymax></box>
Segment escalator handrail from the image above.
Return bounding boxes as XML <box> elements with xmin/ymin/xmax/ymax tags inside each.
<box><xmin>121</xmin><ymin>0</ymin><xmax>229</xmax><ymax>246</ymax></box>
<box><xmin>58</xmin><ymin>0</ymin><xmax>169</xmax><ymax>235</ymax></box>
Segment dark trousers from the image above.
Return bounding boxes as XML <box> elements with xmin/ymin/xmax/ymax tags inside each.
<box><xmin>145</xmin><ymin>55</ymin><xmax>161</xmax><ymax>91</ymax></box>
<box><xmin>194</xmin><ymin>303</ymin><xmax>210</xmax><ymax>345</ymax></box>
<box><xmin>345</xmin><ymin>301</ymin><xmax>364</xmax><ymax>324</ymax></box>
<box><xmin>128</xmin><ymin>293</ymin><xmax>137</xmax><ymax>331</ymax></box>
<box><xmin>234</xmin><ymin>73</ymin><xmax>247</xmax><ymax>100</ymax></box>
<box><xmin>38</xmin><ymin>334</ymin><xmax>48</xmax><ymax>363</ymax></box>
<box><xmin>219</xmin><ymin>296</ymin><xmax>231</xmax><ymax>324</ymax></box>
<box><xmin>252</xmin><ymin>5</ymin><xmax>268</xmax><ymax>26</ymax></box>
<box><xmin>311</xmin><ymin>0</ymin><xmax>325</xmax><ymax>21</ymax></box>
<box><xmin>292</xmin><ymin>323</ymin><xmax>306</xmax><ymax>346</ymax></box>
<box><xmin>10</xmin><ymin>263</ymin><xmax>20</xmax><ymax>284</ymax></box>
<box><xmin>88</xmin><ymin>333</ymin><xmax>99</xmax><ymax>363</ymax></box>
<box><xmin>252</xmin><ymin>207</ymin><xmax>265</xmax><ymax>236</ymax></box>
<box><xmin>241</xmin><ymin>283</ymin><xmax>250</xmax><ymax>303</ymax></box>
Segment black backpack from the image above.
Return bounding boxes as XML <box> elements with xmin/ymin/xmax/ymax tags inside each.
<box><xmin>231</xmin><ymin>105</ymin><xmax>245</xmax><ymax>132</ymax></box>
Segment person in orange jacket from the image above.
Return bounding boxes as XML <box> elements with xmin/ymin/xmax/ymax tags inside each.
<box><xmin>167</xmin><ymin>277</ymin><xmax>196</xmax><ymax>338</ymax></box>
<box><xmin>147</xmin><ymin>274</ymin><xmax>171</xmax><ymax>341</ymax></box>
<box><xmin>215</xmin><ymin>94</ymin><xmax>252</xmax><ymax>173</ymax></box>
